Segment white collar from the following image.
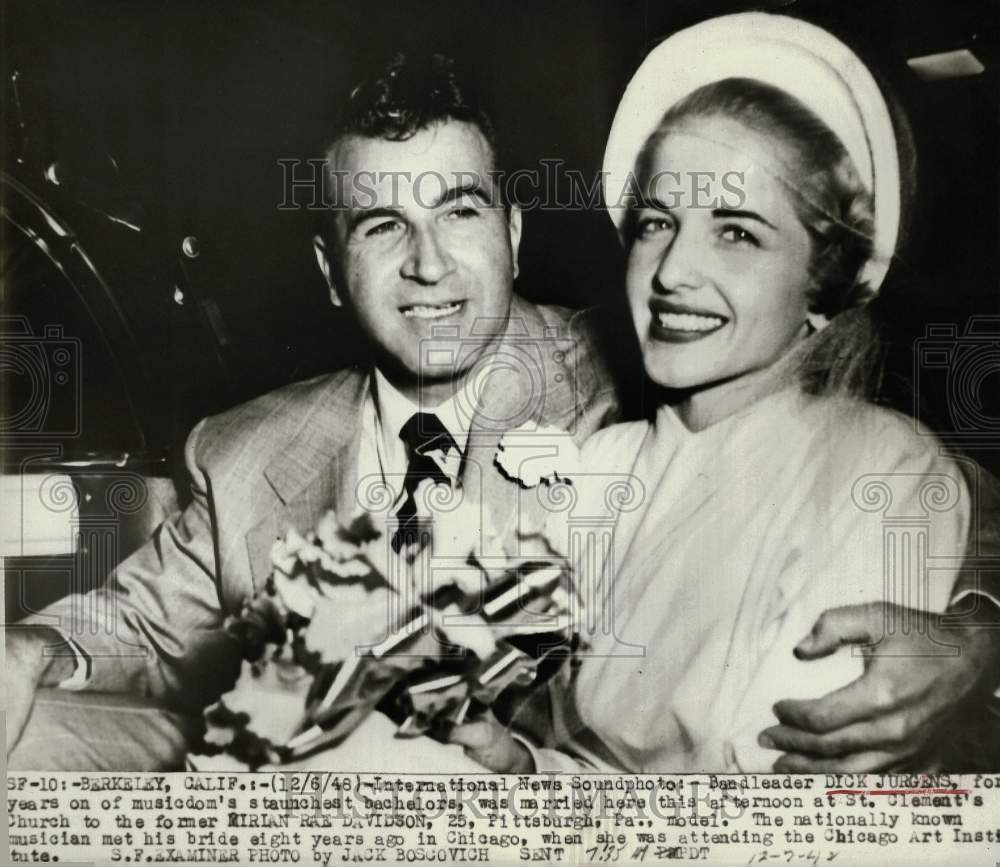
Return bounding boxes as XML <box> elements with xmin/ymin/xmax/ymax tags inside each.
<box><xmin>372</xmin><ymin>368</ymin><xmax>473</xmax><ymax>461</ymax></box>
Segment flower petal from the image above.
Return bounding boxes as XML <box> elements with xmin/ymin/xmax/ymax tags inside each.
<box><xmin>272</xmin><ymin>570</ymin><xmax>319</xmax><ymax>619</ymax></box>
<box><xmin>437</xmin><ymin>605</ymin><xmax>497</xmax><ymax>659</ymax></box>
<box><xmin>495</xmin><ymin>424</ymin><xmax>580</xmax><ymax>488</ymax></box>
<box><xmin>217</xmin><ymin>646</ymin><xmax>312</xmax><ymax>747</ymax></box>
<box><xmin>303</xmin><ymin>586</ymin><xmax>393</xmax><ymax>664</ymax></box>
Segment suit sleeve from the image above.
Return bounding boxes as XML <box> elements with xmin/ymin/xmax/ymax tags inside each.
<box><xmin>20</xmin><ymin>419</ymin><xmax>241</xmax><ymax>712</ymax></box>
<box><xmin>951</xmin><ymin>456</ymin><xmax>1000</xmax><ymax>610</ymax></box>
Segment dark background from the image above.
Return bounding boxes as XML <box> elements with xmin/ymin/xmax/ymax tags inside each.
<box><xmin>3</xmin><ymin>0</ymin><xmax>1000</xmax><ymax>466</ymax></box>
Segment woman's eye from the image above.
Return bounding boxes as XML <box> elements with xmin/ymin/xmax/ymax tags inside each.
<box><xmin>635</xmin><ymin>216</ymin><xmax>673</xmax><ymax>240</ymax></box>
<box><xmin>719</xmin><ymin>225</ymin><xmax>759</xmax><ymax>247</ymax></box>
<box><xmin>365</xmin><ymin>220</ymin><xmax>401</xmax><ymax>238</ymax></box>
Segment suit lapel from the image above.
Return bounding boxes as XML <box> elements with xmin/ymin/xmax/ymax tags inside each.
<box><xmin>245</xmin><ymin>370</ymin><xmax>369</xmax><ymax>586</ymax></box>
<box><xmin>462</xmin><ymin>297</ymin><xmax>580</xmax><ymax>554</ymax></box>
<box><xmin>245</xmin><ymin>298</ymin><xmax>582</xmax><ymax>582</ymax></box>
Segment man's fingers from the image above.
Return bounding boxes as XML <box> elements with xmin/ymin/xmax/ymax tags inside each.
<box><xmin>772</xmin><ymin>749</ymin><xmax>903</xmax><ymax>774</ymax></box>
<box><xmin>794</xmin><ymin>604</ymin><xmax>884</xmax><ymax>660</ymax></box>
<box><xmin>774</xmin><ymin>603</ymin><xmax>986</xmax><ymax>767</ymax></box>
<box><xmin>773</xmin><ymin>672</ymin><xmax>902</xmax><ymax>734</ymax></box>
<box><xmin>447</xmin><ymin>718</ymin><xmax>532</xmax><ymax>774</ymax></box>
<box><xmin>760</xmin><ymin>710</ymin><xmax>918</xmax><ymax>758</ymax></box>
<box><xmin>447</xmin><ymin>720</ymin><xmax>498</xmax><ymax>751</ymax></box>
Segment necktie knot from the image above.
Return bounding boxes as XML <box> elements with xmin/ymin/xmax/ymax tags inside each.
<box><xmin>391</xmin><ymin>413</ymin><xmax>456</xmax><ymax>554</ymax></box>
<box><xmin>399</xmin><ymin>412</ymin><xmax>456</xmax><ymax>457</ymax></box>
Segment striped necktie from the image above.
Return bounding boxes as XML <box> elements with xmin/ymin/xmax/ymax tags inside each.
<box><xmin>391</xmin><ymin>412</ymin><xmax>457</xmax><ymax>553</ymax></box>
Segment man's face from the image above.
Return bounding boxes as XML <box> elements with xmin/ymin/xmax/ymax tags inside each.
<box><xmin>320</xmin><ymin>121</ymin><xmax>521</xmax><ymax>392</ymax></box>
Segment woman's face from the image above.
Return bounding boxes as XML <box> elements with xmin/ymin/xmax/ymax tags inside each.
<box><xmin>626</xmin><ymin>114</ymin><xmax>814</xmax><ymax>404</ymax></box>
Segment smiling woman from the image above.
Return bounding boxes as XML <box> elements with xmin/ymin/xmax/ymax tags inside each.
<box><xmin>622</xmin><ymin>75</ymin><xmax>885</xmax><ymax>430</ymax></box>
<box><xmin>464</xmin><ymin>12</ymin><xmax>975</xmax><ymax>775</ymax></box>
<box><xmin>626</xmin><ymin>108</ymin><xmax>817</xmax><ymax>427</ymax></box>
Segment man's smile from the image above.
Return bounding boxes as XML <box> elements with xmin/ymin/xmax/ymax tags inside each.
<box><xmin>400</xmin><ymin>300</ymin><xmax>466</xmax><ymax>319</ymax></box>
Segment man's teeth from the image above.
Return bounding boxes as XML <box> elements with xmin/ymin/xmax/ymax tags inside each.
<box><xmin>657</xmin><ymin>312</ymin><xmax>725</xmax><ymax>332</ymax></box>
<box><xmin>403</xmin><ymin>302</ymin><xmax>463</xmax><ymax>319</ymax></box>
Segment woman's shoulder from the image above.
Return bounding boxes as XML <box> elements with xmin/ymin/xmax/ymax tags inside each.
<box><xmin>580</xmin><ymin>419</ymin><xmax>652</xmax><ymax>470</ymax></box>
<box><xmin>793</xmin><ymin>393</ymin><xmax>957</xmax><ymax>474</ymax></box>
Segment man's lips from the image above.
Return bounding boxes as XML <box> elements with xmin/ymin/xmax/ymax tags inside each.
<box><xmin>648</xmin><ymin>298</ymin><xmax>728</xmax><ymax>342</ymax></box>
<box><xmin>399</xmin><ymin>300</ymin><xmax>466</xmax><ymax>320</ymax></box>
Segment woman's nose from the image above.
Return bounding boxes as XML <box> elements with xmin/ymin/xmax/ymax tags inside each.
<box><xmin>401</xmin><ymin>225</ymin><xmax>455</xmax><ymax>284</ymax></box>
<box><xmin>654</xmin><ymin>226</ymin><xmax>704</xmax><ymax>293</ymax></box>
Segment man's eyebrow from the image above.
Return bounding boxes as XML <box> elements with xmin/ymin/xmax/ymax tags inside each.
<box><xmin>347</xmin><ymin>206</ymin><xmax>402</xmax><ymax>234</ymax></box>
<box><xmin>712</xmin><ymin>208</ymin><xmax>778</xmax><ymax>230</ymax></box>
<box><xmin>430</xmin><ymin>181</ymin><xmax>494</xmax><ymax>209</ymax></box>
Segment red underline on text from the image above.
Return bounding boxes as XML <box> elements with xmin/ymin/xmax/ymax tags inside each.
<box><xmin>825</xmin><ymin>789</ymin><xmax>970</xmax><ymax>796</ymax></box>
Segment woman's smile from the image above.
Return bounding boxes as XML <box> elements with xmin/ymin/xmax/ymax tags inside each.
<box><xmin>648</xmin><ymin>298</ymin><xmax>729</xmax><ymax>342</ymax></box>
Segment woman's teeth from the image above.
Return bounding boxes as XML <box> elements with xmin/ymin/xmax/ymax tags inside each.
<box><xmin>657</xmin><ymin>312</ymin><xmax>725</xmax><ymax>332</ymax></box>
<box><xmin>403</xmin><ymin>302</ymin><xmax>463</xmax><ymax>319</ymax></box>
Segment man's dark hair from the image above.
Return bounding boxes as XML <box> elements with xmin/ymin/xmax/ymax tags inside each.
<box><xmin>330</xmin><ymin>52</ymin><xmax>498</xmax><ymax>164</ymax></box>
<box><xmin>321</xmin><ymin>52</ymin><xmax>505</xmax><ymax>222</ymax></box>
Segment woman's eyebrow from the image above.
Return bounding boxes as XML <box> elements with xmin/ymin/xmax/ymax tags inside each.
<box><xmin>712</xmin><ymin>208</ymin><xmax>778</xmax><ymax>230</ymax></box>
<box><xmin>633</xmin><ymin>196</ymin><xmax>675</xmax><ymax>213</ymax></box>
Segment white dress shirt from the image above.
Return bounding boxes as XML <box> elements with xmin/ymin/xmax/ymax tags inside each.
<box><xmin>360</xmin><ymin>368</ymin><xmax>473</xmax><ymax>501</ymax></box>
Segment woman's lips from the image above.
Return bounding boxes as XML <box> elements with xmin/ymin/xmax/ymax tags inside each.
<box><xmin>648</xmin><ymin>299</ymin><xmax>728</xmax><ymax>343</ymax></box>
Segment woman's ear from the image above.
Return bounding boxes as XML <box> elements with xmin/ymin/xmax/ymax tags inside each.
<box><xmin>804</xmin><ymin>279</ymin><xmax>831</xmax><ymax>333</ymax></box>
<box><xmin>312</xmin><ymin>234</ymin><xmax>342</xmax><ymax>307</ymax></box>
<box><xmin>806</xmin><ymin>310</ymin><xmax>830</xmax><ymax>333</ymax></box>
<box><xmin>507</xmin><ymin>205</ymin><xmax>522</xmax><ymax>280</ymax></box>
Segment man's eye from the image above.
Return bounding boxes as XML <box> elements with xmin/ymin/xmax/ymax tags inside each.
<box><xmin>365</xmin><ymin>220</ymin><xmax>401</xmax><ymax>238</ymax></box>
<box><xmin>720</xmin><ymin>225</ymin><xmax>759</xmax><ymax>247</ymax></box>
<box><xmin>446</xmin><ymin>206</ymin><xmax>480</xmax><ymax>220</ymax></box>
<box><xmin>635</xmin><ymin>216</ymin><xmax>672</xmax><ymax>240</ymax></box>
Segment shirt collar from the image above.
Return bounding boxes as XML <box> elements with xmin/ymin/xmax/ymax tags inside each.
<box><xmin>371</xmin><ymin>368</ymin><xmax>474</xmax><ymax>459</ymax></box>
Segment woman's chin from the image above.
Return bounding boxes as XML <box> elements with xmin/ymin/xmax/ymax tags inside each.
<box><xmin>643</xmin><ymin>362</ymin><xmax>716</xmax><ymax>394</ymax></box>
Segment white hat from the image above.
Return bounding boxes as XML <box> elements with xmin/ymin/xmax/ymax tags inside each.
<box><xmin>603</xmin><ymin>12</ymin><xmax>901</xmax><ymax>293</ymax></box>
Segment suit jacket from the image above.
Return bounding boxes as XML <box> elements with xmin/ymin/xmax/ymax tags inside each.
<box><xmin>26</xmin><ymin>296</ymin><xmax>620</xmax><ymax>710</ymax></box>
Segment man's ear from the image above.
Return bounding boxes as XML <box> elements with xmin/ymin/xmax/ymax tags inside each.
<box><xmin>507</xmin><ymin>205</ymin><xmax>523</xmax><ymax>280</ymax></box>
<box><xmin>312</xmin><ymin>234</ymin><xmax>342</xmax><ymax>307</ymax></box>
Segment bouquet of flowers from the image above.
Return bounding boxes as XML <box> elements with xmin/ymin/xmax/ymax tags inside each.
<box><xmin>188</xmin><ymin>427</ymin><xmax>585</xmax><ymax>770</ymax></box>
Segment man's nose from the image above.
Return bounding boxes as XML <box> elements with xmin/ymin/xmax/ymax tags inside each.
<box><xmin>400</xmin><ymin>225</ymin><xmax>455</xmax><ymax>284</ymax></box>
<box><xmin>654</xmin><ymin>226</ymin><xmax>704</xmax><ymax>293</ymax></box>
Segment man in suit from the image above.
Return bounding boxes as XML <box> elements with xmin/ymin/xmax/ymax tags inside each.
<box><xmin>6</xmin><ymin>53</ymin><xmax>618</xmax><ymax>770</ymax></box>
